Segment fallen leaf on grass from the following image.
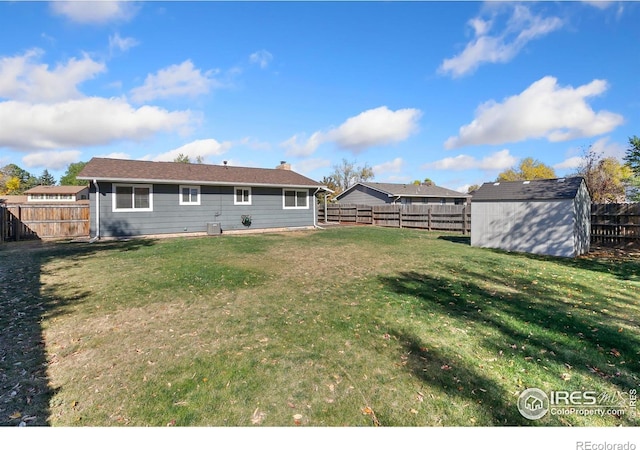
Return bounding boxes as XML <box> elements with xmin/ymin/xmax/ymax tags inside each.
<box><xmin>251</xmin><ymin>408</ymin><xmax>266</xmax><ymax>425</ymax></box>
<box><xmin>9</xmin><ymin>411</ymin><xmax>22</xmax><ymax>420</ymax></box>
<box><xmin>441</xmin><ymin>365</ymin><xmax>451</xmax><ymax>370</ymax></box>
<box><xmin>293</xmin><ymin>414</ymin><xmax>303</xmax><ymax>426</ymax></box>
<box><xmin>560</xmin><ymin>373</ymin><xmax>571</xmax><ymax>381</ymax></box>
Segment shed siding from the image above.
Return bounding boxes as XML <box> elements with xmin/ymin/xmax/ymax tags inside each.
<box><xmin>89</xmin><ymin>182</ymin><xmax>315</xmax><ymax>237</ymax></box>
<box><xmin>337</xmin><ymin>185</ymin><xmax>391</xmax><ymax>205</ymax></box>
<box><xmin>471</xmin><ymin>200</ymin><xmax>578</xmax><ymax>257</ymax></box>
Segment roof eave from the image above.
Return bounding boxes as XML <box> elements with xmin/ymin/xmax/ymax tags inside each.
<box><xmin>77</xmin><ymin>176</ymin><xmax>322</xmax><ymax>189</ymax></box>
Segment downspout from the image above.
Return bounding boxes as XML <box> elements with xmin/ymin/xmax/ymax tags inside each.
<box><xmin>90</xmin><ymin>179</ymin><xmax>100</xmax><ymax>242</ymax></box>
<box><xmin>312</xmin><ymin>188</ymin><xmax>323</xmax><ymax>229</ymax></box>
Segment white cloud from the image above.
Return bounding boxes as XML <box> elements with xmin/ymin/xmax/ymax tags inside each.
<box><xmin>282</xmin><ymin>131</ymin><xmax>324</xmax><ymax>157</ymax></box>
<box><xmin>109</xmin><ymin>33</ymin><xmax>139</xmax><ymax>54</ymax></box>
<box><xmin>99</xmin><ymin>152</ymin><xmax>131</xmax><ymax>160</ymax></box>
<box><xmin>423</xmin><ymin>149</ymin><xmax>517</xmax><ymax>171</ymax></box>
<box><xmin>445</xmin><ymin>76</ymin><xmax>624</xmax><ymax>149</ymax></box>
<box><xmin>22</xmin><ymin>149</ymin><xmax>82</xmax><ymax>170</ymax></box>
<box><xmin>554</xmin><ymin>136</ymin><xmax>627</xmax><ymax>170</ymax></box>
<box><xmin>283</xmin><ymin>106</ymin><xmax>421</xmax><ymax>156</ymax></box>
<box><xmin>152</xmin><ymin>139</ymin><xmax>232</xmax><ymax>162</ymax></box>
<box><xmin>235</xmin><ymin>137</ymin><xmax>272</xmax><ymax>151</ymax></box>
<box><xmin>292</xmin><ymin>158</ymin><xmax>331</xmax><ymax>175</ymax></box>
<box><xmin>554</xmin><ymin>156</ymin><xmax>584</xmax><ymax>170</ymax></box>
<box><xmin>249</xmin><ymin>50</ymin><xmax>273</xmax><ymax>69</ymax></box>
<box><xmin>439</xmin><ymin>5</ymin><xmax>563</xmax><ymax>77</ymax></box>
<box><xmin>0</xmin><ymin>49</ymin><xmax>106</xmax><ymax>102</ymax></box>
<box><xmin>373</xmin><ymin>157</ymin><xmax>404</xmax><ymax>175</ymax></box>
<box><xmin>326</xmin><ymin>106</ymin><xmax>421</xmax><ymax>152</ymax></box>
<box><xmin>50</xmin><ymin>1</ymin><xmax>138</xmax><ymax>24</ymax></box>
<box><xmin>130</xmin><ymin>60</ymin><xmax>222</xmax><ymax>103</ymax></box>
<box><xmin>0</xmin><ymin>97</ymin><xmax>193</xmax><ymax>150</ymax></box>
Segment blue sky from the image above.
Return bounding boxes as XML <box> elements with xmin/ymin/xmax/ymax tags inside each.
<box><xmin>0</xmin><ymin>1</ymin><xmax>638</xmax><ymax>192</ymax></box>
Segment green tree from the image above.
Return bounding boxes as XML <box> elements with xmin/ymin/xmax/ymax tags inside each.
<box><xmin>467</xmin><ymin>184</ymin><xmax>480</xmax><ymax>194</ymax></box>
<box><xmin>38</xmin><ymin>169</ymin><xmax>56</xmax><ymax>186</ymax></box>
<box><xmin>624</xmin><ymin>136</ymin><xmax>640</xmax><ymax>201</ymax></box>
<box><xmin>328</xmin><ymin>158</ymin><xmax>374</xmax><ymax>195</ymax></box>
<box><xmin>575</xmin><ymin>146</ymin><xmax>632</xmax><ymax>203</ymax></box>
<box><xmin>173</xmin><ymin>154</ymin><xmax>204</xmax><ymax>164</ymax></box>
<box><xmin>60</xmin><ymin>162</ymin><xmax>88</xmax><ymax>186</ymax></box>
<box><xmin>0</xmin><ymin>163</ymin><xmax>38</xmax><ymax>194</ymax></box>
<box><xmin>497</xmin><ymin>157</ymin><xmax>556</xmax><ymax>181</ymax></box>
<box><xmin>624</xmin><ymin>135</ymin><xmax>640</xmax><ymax>174</ymax></box>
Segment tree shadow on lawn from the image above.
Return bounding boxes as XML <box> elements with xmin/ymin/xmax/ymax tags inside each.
<box><xmin>0</xmin><ymin>238</ymin><xmax>155</xmax><ymax>426</ymax></box>
<box><xmin>378</xmin><ymin>266</ymin><xmax>639</xmax><ymax>426</ymax></box>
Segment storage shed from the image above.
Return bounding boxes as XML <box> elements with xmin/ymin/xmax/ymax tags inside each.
<box><xmin>471</xmin><ymin>177</ymin><xmax>591</xmax><ymax>258</ymax></box>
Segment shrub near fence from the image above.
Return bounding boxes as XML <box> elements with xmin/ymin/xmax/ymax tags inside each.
<box><xmin>318</xmin><ymin>203</ymin><xmax>471</xmax><ymax>234</ymax></box>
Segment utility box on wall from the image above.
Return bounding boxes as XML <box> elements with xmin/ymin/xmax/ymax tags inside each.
<box><xmin>207</xmin><ymin>222</ymin><xmax>222</xmax><ymax>236</ymax></box>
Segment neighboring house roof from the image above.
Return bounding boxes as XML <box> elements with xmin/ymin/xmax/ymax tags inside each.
<box><xmin>25</xmin><ymin>185</ymin><xmax>88</xmax><ymax>195</ymax></box>
<box><xmin>0</xmin><ymin>195</ymin><xmax>28</xmax><ymax>204</ymax></box>
<box><xmin>337</xmin><ymin>181</ymin><xmax>470</xmax><ymax>200</ymax></box>
<box><xmin>77</xmin><ymin>157</ymin><xmax>325</xmax><ymax>189</ymax></box>
<box><xmin>471</xmin><ymin>177</ymin><xmax>586</xmax><ymax>202</ymax></box>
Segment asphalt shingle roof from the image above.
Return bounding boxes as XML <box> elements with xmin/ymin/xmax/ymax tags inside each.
<box><xmin>24</xmin><ymin>185</ymin><xmax>88</xmax><ymax>194</ymax></box>
<box><xmin>471</xmin><ymin>177</ymin><xmax>586</xmax><ymax>202</ymax></box>
<box><xmin>77</xmin><ymin>158</ymin><xmax>324</xmax><ymax>188</ymax></box>
<box><xmin>352</xmin><ymin>181</ymin><xmax>470</xmax><ymax>199</ymax></box>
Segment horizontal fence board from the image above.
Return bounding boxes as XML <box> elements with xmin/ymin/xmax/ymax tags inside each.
<box><xmin>318</xmin><ymin>203</ymin><xmax>470</xmax><ymax>234</ymax></box>
<box><xmin>319</xmin><ymin>202</ymin><xmax>640</xmax><ymax>245</ymax></box>
<box><xmin>1</xmin><ymin>203</ymin><xmax>90</xmax><ymax>241</ymax></box>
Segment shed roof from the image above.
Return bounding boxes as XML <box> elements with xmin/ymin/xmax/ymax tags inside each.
<box><xmin>471</xmin><ymin>177</ymin><xmax>586</xmax><ymax>202</ymax></box>
<box><xmin>77</xmin><ymin>157</ymin><xmax>325</xmax><ymax>189</ymax></box>
<box><xmin>25</xmin><ymin>185</ymin><xmax>88</xmax><ymax>195</ymax></box>
<box><xmin>337</xmin><ymin>181</ymin><xmax>470</xmax><ymax>200</ymax></box>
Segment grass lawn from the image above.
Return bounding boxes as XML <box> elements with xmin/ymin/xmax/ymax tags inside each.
<box><xmin>1</xmin><ymin>226</ymin><xmax>639</xmax><ymax>426</ymax></box>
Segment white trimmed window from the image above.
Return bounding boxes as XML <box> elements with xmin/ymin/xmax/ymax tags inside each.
<box><xmin>234</xmin><ymin>187</ymin><xmax>252</xmax><ymax>205</ymax></box>
<box><xmin>179</xmin><ymin>185</ymin><xmax>200</xmax><ymax>205</ymax></box>
<box><xmin>283</xmin><ymin>189</ymin><xmax>308</xmax><ymax>209</ymax></box>
<box><xmin>113</xmin><ymin>184</ymin><xmax>153</xmax><ymax>212</ymax></box>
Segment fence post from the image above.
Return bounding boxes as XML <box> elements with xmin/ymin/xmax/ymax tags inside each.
<box><xmin>398</xmin><ymin>204</ymin><xmax>403</xmax><ymax>229</ymax></box>
<box><xmin>462</xmin><ymin>205</ymin><xmax>467</xmax><ymax>235</ymax></box>
<box><xmin>15</xmin><ymin>206</ymin><xmax>21</xmax><ymax>241</ymax></box>
<box><xmin>0</xmin><ymin>206</ymin><xmax>4</xmax><ymax>244</ymax></box>
<box><xmin>427</xmin><ymin>207</ymin><xmax>432</xmax><ymax>231</ymax></box>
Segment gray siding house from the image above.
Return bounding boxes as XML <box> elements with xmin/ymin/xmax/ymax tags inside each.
<box><xmin>471</xmin><ymin>177</ymin><xmax>591</xmax><ymax>258</ymax></box>
<box><xmin>336</xmin><ymin>182</ymin><xmax>471</xmax><ymax>205</ymax></box>
<box><xmin>77</xmin><ymin>158</ymin><xmax>328</xmax><ymax>238</ymax></box>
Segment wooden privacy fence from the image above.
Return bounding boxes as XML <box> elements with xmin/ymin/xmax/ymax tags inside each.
<box><xmin>1</xmin><ymin>204</ymin><xmax>90</xmax><ymax>242</ymax></box>
<box><xmin>591</xmin><ymin>203</ymin><xmax>640</xmax><ymax>245</ymax></box>
<box><xmin>320</xmin><ymin>202</ymin><xmax>640</xmax><ymax>244</ymax></box>
<box><xmin>318</xmin><ymin>203</ymin><xmax>471</xmax><ymax>234</ymax></box>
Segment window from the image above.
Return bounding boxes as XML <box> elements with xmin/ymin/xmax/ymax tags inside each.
<box><xmin>113</xmin><ymin>184</ymin><xmax>152</xmax><ymax>211</ymax></box>
<box><xmin>179</xmin><ymin>185</ymin><xmax>200</xmax><ymax>205</ymax></box>
<box><xmin>234</xmin><ymin>187</ymin><xmax>252</xmax><ymax>205</ymax></box>
<box><xmin>283</xmin><ymin>189</ymin><xmax>308</xmax><ymax>209</ymax></box>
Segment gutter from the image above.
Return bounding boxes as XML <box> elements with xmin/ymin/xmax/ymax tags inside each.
<box><xmin>89</xmin><ymin>179</ymin><xmax>100</xmax><ymax>242</ymax></box>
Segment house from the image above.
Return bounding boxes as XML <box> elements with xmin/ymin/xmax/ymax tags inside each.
<box><xmin>335</xmin><ymin>181</ymin><xmax>471</xmax><ymax>205</ymax></box>
<box><xmin>471</xmin><ymin>177</ymin><xmax>591</xmax><ymax>258</ymax></box>
<box><xmin>24</xmin><ymin>185</ymin><xmax>89</xmax><ymax>202</ymax></box>
<box><xmin>77</xmin><ymin>158</ymin><xmax>329</xmax><ymax>238</ymax></box>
